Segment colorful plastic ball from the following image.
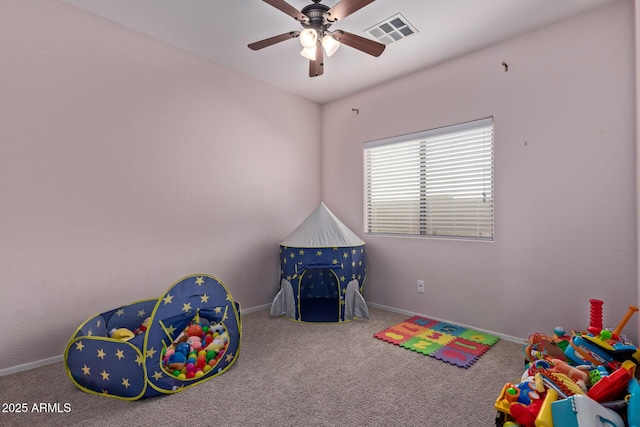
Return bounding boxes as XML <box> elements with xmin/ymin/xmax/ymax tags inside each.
<box><xmin>188</xmin><ymin>325</ymin><xmax>203</xmax><ymax>337</ymax></box>
<box><xmin>203</xmin><ymin>365</ymin><xmax>212</xmax><ymax>373</ymax></box>
<box><xmin>208</xmin><ymin>359</ymin><xmax>217</xmax><ymax>367</ymax></box>
<box><xmin>198</xmin><ymin>349</ymin><xmax>206</xmax><ymax>358</ymax></box>
<box><xmin>172</xmin><ymin>370</ymin><xmax>181</xmax><ymax>377</ymax></box>
<box><xmin>206</xmin><ymin>350</ymin><xmax>216</xmax><ymax>361</ymax></box>
<box><xmin>186</xmin><ymin>371</ymin><xmax>195</xmax><ymax>379</ymax></box>
<box><xmin>194</xmin><ymin>370</ymin><xmax>204</xmax><ymax>378</ymax></box>
<box><xmin>177</xmin><ymin>373</ymin><xmax>186</xmax><ymax>380</ymax></box>
<box><xmin>186</xmin><ymin>363</ymin><xmax>196</xmax><ymax>373</ymax></box>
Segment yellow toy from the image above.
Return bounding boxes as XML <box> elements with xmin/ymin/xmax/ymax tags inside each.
<box><xmin>109</xmin><ymin>327</ymin><xmax>135</xmax><ymax>341</ymax></box>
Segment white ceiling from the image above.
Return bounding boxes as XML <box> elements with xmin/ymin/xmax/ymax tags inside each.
<box><xmin>59</xmin><ymin>0</ymin><xmax>618</xmax><ymax>104</ymax></box>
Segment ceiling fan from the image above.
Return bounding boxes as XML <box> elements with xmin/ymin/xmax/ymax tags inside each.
<box><xmin>248</xmin><ymin>0</ymin><xmax>385</xmax><ymax>77</ymax></box>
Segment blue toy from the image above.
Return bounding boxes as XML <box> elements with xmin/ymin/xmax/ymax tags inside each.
<box><xmin>64</xmin><ymin>274</ymin><xmax>241</xmax><ymax>400</ymax></box>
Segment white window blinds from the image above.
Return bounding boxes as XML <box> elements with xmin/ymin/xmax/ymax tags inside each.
<box><xmin>364</xmin><ymin>117</ymin><xmax>494</xmax><ymax>240</ymax></box>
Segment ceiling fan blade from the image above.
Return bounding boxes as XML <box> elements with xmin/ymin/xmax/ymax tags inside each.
<box><xmin>248</xmin><ymin>31</ymin><xmax>300</xmax><ymax>50</ymax></box>
<box><xmin>309</xmin><ymin>43</ymin><xmax>324</xmax><ymax>77</ymax></box>
<box><xmin>262</xmin><ymin>0</ymin><xmax>308</xmax><ymax>22</ymax></box>
<box><xmin>334</xmin><ymin>31</ymin><xmax>385</xmax><ymax>57</ymax></box>
<box><xmin>326</xmin><ymin>0</ymin><xmax>375</xmax><ymax>22</ymax></box>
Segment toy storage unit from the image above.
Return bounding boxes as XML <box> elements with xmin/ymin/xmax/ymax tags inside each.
<box><xmin>64</xmin><ymin>274</ymin><xmax>241</xmax><ymax>400</ymax></box>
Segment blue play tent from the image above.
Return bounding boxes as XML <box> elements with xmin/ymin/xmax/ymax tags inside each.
<box><xmin>64</xmin><ymin>274</ymin><xmax>241</xmax><ymax>400</ymax></box>
<box><xmin>270</xmin><ymin>203</ymin><xmax>368</xmax><ymax>322</ymax></box>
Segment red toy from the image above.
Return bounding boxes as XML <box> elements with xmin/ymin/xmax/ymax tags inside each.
<box><xmin>587</xmin><ymin>360</ymin><xmax>635</xmax><ymax>403</ymax></box>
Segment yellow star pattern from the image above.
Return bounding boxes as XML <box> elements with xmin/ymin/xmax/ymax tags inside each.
<box><xmin>332</xmin><ymin>259</ymin><xmax>339</xmax><ymax>265</ymax></box>
<box><xmin>146</xmin><ymin>347</ymin><xmax>157</xmax><ymax>359</ymax></box>
<box><xmin>75</xmin><ymin>341</ymin><xmax>85</xmax><ymax>351</ymax></box>
<box><xmin>96</xmin><ymin>319</ymin><xmax>101</xmax><ymax>328</ymax></box>
<box><xmin>81</xmin><ymin>365</ymin><xmax>91</xmax><ymax>375</ymax></box>
<box><xmin>135</xmin><ymin>354</ymin><xmax>144</xmax><ymax>366</ymax></box>
<box><xmin>165</xmin><ymin>325</ymin><xmax>176</xmax><ymax>335</ymax></box>
<box><xmin>316</xmin><ymin>250</ymin><xmax>323</xmax><ymax>256</ymax></box>
<box><xmin>100</xmin><ymin>370</ymin><xmax>110</xmax><ymax>381</ymax></box>
<box><xmin>290</xmin><ymin>252</ymin><xmax>295</xmax><ymax>259</ymax></box>
<box><xmin>87</xmin><ymin>329</ymin><xmax>93</xmax><ymax>336</ymax></box>
<box><xmin>195</xmin><ymin>277</ymin><xmax>205</xmax><ymax>286</ymax></box>
<box><xmin>201</xmin><ymin>294</ymin><xmax>210</xmax><ymax>303</ymax></box>
<box><xmin>225</xmin><ymin>353</ymin><xmax>234</xmax><ymax>362</ymax></box>
<box><xmin>299</xmin><ymin>249</ymin><xmax>305</xmax><ymax>255</ymax></box>
<box><xmin>137</xmin><ymin>310</ymin><xmax>146</xmax><ymax>317</ymax></box>
<box><xmin>121</xmin><ymin>378</ymin><xmax>130</xmax><ymax>389</ymax></box>
<box><xmin>182</xmin><ymin>302</ymin><xmax>192</xmax><ymax>313</ymax></box>
<box><xmin>115</xmin><ymin>309</ymin><xmax>125</xmax><ymax>316</ymax></box>
<box><xmin>214</xmin><ymin>306</ymin><xmax>222</xmax><ymax>314</ymax></box>
<box><xmin>97</xmin><ymin>349</ymin><xmax>106</xmax><ymax>359</ymax></box>
<box><xmin>152</xmin><ymin>371</ymin><xmax>163</xmax><ymax>381</ymax></box>
<box><xmin>115</xmin><ymin>349</ymin><xmax>125</xmax><ymax>360</ymax></box>
<box><xmin>162</xmin><ymin>294</ymin><xmax>174</xmax><ymax>305</ymax></box>
<box><xmin>343</xmin><ymin>252</ymin><xmax>349</xmax><ymax>259</ymax></box>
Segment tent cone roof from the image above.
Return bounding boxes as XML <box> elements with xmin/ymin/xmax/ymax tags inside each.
<box><xmin>280</xmin><ymin>202</ymin><xmax>365</xmax><ymax>248</ymax></box>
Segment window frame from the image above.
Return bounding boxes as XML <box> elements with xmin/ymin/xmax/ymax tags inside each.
<box><xmin>363</xmin><ymin>117</ymin><xmax>494</xmax><ymax>241</ymax></box>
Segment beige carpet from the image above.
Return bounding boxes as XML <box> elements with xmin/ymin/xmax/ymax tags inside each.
<box><xmin>0</xmin><ymin>307</ymin><xmax>525</xmax><ymax>426</ymax></box>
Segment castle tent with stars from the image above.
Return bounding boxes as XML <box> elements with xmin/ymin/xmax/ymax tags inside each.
<box><xmin>270</xmin><ymin>202</ymin><xmax>368</xmax><ymax>322</ymax></box>
<box><xmin>64</xmin><ymin>274</ymin><xmax>241</xmax><ymax>399</ymax></box>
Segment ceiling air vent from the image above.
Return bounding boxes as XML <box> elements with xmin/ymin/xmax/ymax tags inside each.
<box><xmin>365</xmin><ymin>13</ymin><xmax>417</xmax><ymax>45</ymax></box>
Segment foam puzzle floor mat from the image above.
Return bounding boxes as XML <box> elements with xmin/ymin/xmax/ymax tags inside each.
<box><xmin>374</xmin><ymin>316</ymin><xmax>500</xmax><ymax>368</ymax></box>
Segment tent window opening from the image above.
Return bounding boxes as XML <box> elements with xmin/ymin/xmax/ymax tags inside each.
<box><xmin>364</xmin><ymin>117</ymin><xmax>494</xmax><ymax>240</ymax></box>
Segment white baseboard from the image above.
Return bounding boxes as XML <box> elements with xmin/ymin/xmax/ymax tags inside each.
<box><xmin>367</xmin><ymin>302</ymin><xmax>528</xmax><ymax>344</ymax></box>
<box><xmin>240</xmin><ymin>303</ymin><xmax>271</xmax><ymax>314</ymax></box>
<box><xmin>1</xmin><ymin>302</ymin><xmax>523</xmax><ymax>377</ymax></box>
<box><xmin>0</xmin><ymin>303</ymin><xmax>273</xmax><ymax>377</ymax></box>
<box><xmin>0</xmin><ymin>355</ymin><xmax>64</xmax><ymax>377</ymax></box>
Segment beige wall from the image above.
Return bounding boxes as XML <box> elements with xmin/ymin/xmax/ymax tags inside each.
<box><xmin>0</xmin><ymin>0</ymin><xmax>321</xmax><ymax>371</ymax></box>
<box><xmin>322</xmin><ymin>0</ymin><xmax>638</xmax><ymax>342</ymax></box>
<box><xmin>1</xmin><ymin>0</ymin><xmax>637</xmax><ymax>373</ymax></box>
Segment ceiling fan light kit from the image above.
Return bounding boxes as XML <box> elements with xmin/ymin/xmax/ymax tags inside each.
<box><xmin>299</xmin><ymin>28</ymin><xmax>318</xmax><ymax>48</ymax></box>
<box><xmin>321</xmin><ymin>34</ymin><xmax>340</xmax><ymax>56</ymax></box>
<box><xmin>248</xmin><ymin>0</ymin><xmax>385</xmax><ymax>77</ymax></box>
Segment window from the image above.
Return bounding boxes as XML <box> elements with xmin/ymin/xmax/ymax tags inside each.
<box><xmin>363</xmin><ymin>117</ymin><xmax>494</xmax><ymax>240</ymax></box>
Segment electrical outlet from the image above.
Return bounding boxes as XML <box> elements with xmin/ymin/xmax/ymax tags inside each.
<box><xmin>417</xmin><ymin>280</ymin><xmax>425</xmax><ymax>293</ymax></box>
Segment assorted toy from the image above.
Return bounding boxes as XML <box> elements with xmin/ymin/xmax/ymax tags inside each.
<box><xmin>65</xmin><ymin>274</ymin><xmax>241</xmax><ymax>400</ymax></box>
<box><xmin>160</xmin><ymin>315</ymin><xmax>230</xmax><ymax>380</ymax></box>
<box><xmin>495</xmin><ymin>299</ymin><xmax>640</xmax><ymax>427</ymax></box>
